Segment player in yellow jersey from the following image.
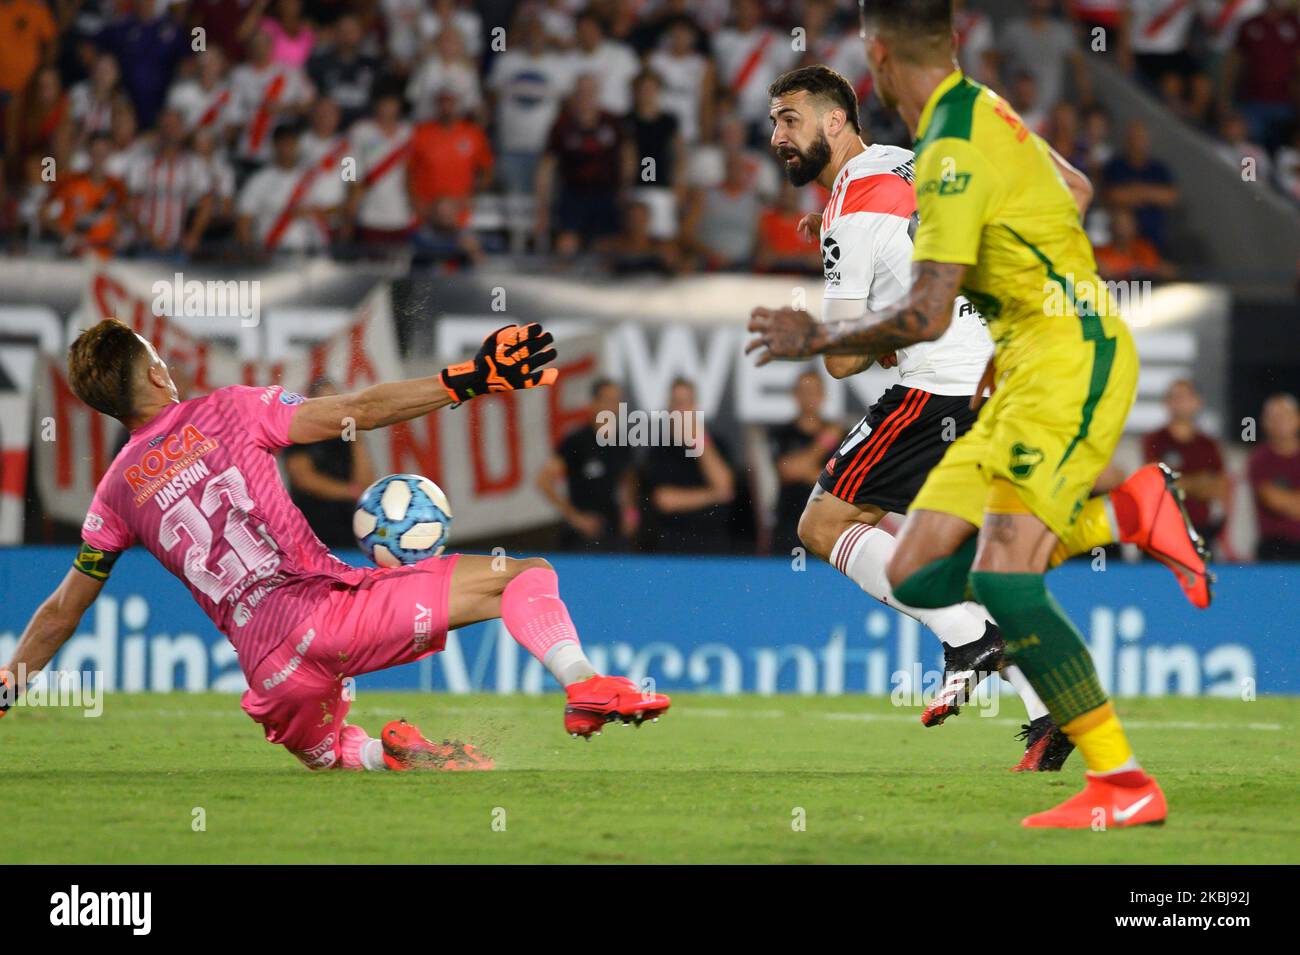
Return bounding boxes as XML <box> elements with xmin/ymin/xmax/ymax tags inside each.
<box><xmin>745</xmin><ymin>0</ymin><xmax>1212</xmax><ymax>829</ymax></box>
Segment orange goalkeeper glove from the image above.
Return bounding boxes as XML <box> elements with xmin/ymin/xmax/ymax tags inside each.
<box><xmin>440</xmin><ymin>323</ymin><xmax>559</xmax><ymax>404</ymax></box>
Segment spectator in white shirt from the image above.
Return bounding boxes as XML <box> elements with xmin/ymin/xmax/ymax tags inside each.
<box><xmin>537</xmin><ymin>0</ymin><xmax>578</xmax><ymax>48</ymax></box>
<box><xmin>343</xmin><ymin>85</ymin><xmax>417</xmax><ymax>251</ymax></box>
<box><xmin>713</xmin><ymin>0</ymin><xmax>798</xmax><ymax>141</ymax></box>
<box><xmin>406</xmin><ymin>25</ymin><xmax>482</xmax><ymax>121</ymax></box>
<box><xmin>648</xmin><ymin>15</ymin><xmax>713</xmax><ymax>144</ymax></box>
<box><xmin>420</xmin><ymin>0</ymin><xmax>484</xmax><ymax>61</ymax></box>
<box><xmin>299</xmin><ymin>95</ymin><xmax>345</xmax><ymax>167</ymax></box>
<box><xmin>70</xmin><ymin>95</ymin><xmax>150</xmax><ymax>184</ymax></box>
<box><xmin>380</xmin><ymin>0</ymin><xmax>427</xmax><ymax>72</ymax></box>
<box><xmin>166</xmin><ymin>48</ymin><xmax>235</xmax><ymax>136</ymax></box>
<box><xmin>229</xmin><ymin>27</ymin><xmax>314</xmax><ymax>168</ymax></box>
<box><xmin>489</xmin><ymin>13</ymin><xmax>574</xmax><ymax>195</ymax></box>
<box><xmin>236</xmin><ymin>123</ymin><xmax>345</xmax><ymax>255</ymax></box>
<box><xmin>568</xmin><ymin>11</ymin><xmax>640</xmax><ymax>117</ymax></box>
<box><xmin>127</xmin><ymin>107</ymin><xmax>213</xmax><ymax>257</ymax></box>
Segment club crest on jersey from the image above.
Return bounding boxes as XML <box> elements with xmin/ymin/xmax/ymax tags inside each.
<box><xmin>1009</xmin><ymin>442</ymin><xmax>1044</xmax><ymax>479</ymax></box>
<box><xmin>279</xmin><ymin>391</ymin><xmax>305</xmax><ymax>405</ymax></box>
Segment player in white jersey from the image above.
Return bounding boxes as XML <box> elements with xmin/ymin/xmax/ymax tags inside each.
<box><xmin>760</xmin><ymin>65</ymin><xmax>1072</xmax><ymax>771</ymax></box>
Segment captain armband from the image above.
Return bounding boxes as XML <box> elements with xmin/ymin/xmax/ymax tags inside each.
<box><xmin>73</xmin><ymin>541</ymin><xmax>122</xmax><ymax>581</ymax></box>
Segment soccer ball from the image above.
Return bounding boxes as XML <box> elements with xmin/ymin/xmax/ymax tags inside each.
<box><xmin>353</xmin><ymin>473</ymin><xmax>453</xmax><ymax>567</ymax></box>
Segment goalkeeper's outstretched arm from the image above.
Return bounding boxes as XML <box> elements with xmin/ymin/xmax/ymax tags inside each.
<box><xmin>2</xmin><ymin>566</ymin><xmax>104</xmax><ymax>714</ymax></box>
<box><xmin>288</xmin><ymin>323</ymin><xmax>559</xmax><ymax>444</ymax></box>
<box><xmin>289</xmin><ymin>375</ymin><xmax>458</xmax><ymax>443</ymax></box>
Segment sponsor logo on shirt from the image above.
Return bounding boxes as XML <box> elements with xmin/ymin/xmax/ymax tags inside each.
<box><xmin>822</xmin><ymin>235</ymin><xmax>841</xmax><ymax>282</ymax></box>
<box><xmin>917</xmin><ymin>172</ymin><xmax>972</xmax><ymax>196</ymax></box>
<box><xmin>83</xmin><ymin>512</ymin><xmax>104</xmax><ymax>533</ymax></box>
<box><xmin>124</xmin><ymin>424</ymin><xmax>217</xmax><ymax>502</ymax></box>
<box><xmin>279</xmin><ymin>390</ymin><xmax>305</xmax><ymax>405</ymax></box>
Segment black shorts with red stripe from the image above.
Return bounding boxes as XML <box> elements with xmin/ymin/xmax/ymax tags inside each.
<box><xmin>817</xmin><ymin>384</ymin><xmax>977</xmax><ymax>514</ymax></box>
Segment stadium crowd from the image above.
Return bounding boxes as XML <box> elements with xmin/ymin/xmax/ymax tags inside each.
<box><xmin>1</xmin><ymin>0</ymin><xmax>1294</xmax><ymax>273</ymax></box>
<box><xmin>1</xmin><ymin>0</ymin><xmax>1295</xmax><ymax>561</ymax></box>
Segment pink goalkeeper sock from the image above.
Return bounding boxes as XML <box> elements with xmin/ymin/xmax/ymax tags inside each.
<box><xmin>338</xmin><ymin>723</ymin><xmax>385</xmax><ymax>771</ymax></box>
<box><xmin>501</xmin><ymin>567</ymin><xmax>595</xmax><ymax>686</ymax></box>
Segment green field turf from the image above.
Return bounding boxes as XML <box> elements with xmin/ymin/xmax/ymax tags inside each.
<box><xmin>5</xmin><ymin>692</ymin><xmax>1297</xmax><ymax>864</ymax></box>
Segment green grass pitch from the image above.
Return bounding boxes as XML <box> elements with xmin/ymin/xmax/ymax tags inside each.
<box><xmin>6</xmin><ymin>693</ymin><xmax>1297</xmax><ymax>864</ymax></box>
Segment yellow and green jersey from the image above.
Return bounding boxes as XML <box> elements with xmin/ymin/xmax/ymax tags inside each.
<box><xmin>911</xmin><ymin>70</ymin><xmax>1119</xmax><ymax>359</ymax></box>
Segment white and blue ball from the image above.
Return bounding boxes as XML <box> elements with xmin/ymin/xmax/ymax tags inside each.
<box><xmin>353</xmin><ymin>473</ymin><xmax>452</xmax><ymax>567</ymax></box>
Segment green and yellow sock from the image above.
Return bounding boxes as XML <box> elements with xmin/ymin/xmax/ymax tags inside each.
<box><xmin>969</xmin><ymin>570</ymin><xmax>1109</xmax><ymax>725</ymax></box>
<box><xmin>890</xmin><ymin>536</ymin><xmax>977</xmax><ymax>609</ymax></box>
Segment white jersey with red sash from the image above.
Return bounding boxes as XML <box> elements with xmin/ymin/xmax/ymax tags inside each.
<box><xmin>1129</xmin><ymin>0</ymin><xmax>1198</xmax><ymax>53</ymax></box>
<box><xmin>300</xmin><ymin>130</ymin><xmax>346</xmax><ymax>168</ymax></box>
<box><xmin>820</xmin><ymin>146</ymin><xmax>991</xmax><ymax>396</ymax></box>
<box><xmin>814</xmin><ymin>34</ymin><xmax>871</xmax><ymax>104</ymax></box>
<box><xmin>127</xmin><ymin>149</ymin><xmax>213</xmax><ymax>249</ymax></box>
<box><xmin>714</xmin><ymin>26</ymin><xmax>796</xmax><ymax>123</ymax></box>
<box><xmin>1205</xmin><ymin>0</ymin><xmax>1266</xmax><ymax>52</ymax></box>
<box><xmin>237</xmin><ymin>147</ymin><xmax>346</xmax><ymax>253</ymax></box>
<box><xmin>167</xmin><ymin>79</ymin><xmax>234</xmax><ymax>133</ymax></box>
<box><xmin>230</xmin><ymin>63</ymin><xmax>312</xmax><ymax>163</ymax></box>
<box><xmin>350</xmin><ymin>119</ymin><xmax>415</xmax><ymax>231</ymax></box>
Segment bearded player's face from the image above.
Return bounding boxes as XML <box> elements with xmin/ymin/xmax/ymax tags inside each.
<box><xmin>769</xmin><ymin>92</ymin><xmax>833</xmax><ymax>187</ymax></box>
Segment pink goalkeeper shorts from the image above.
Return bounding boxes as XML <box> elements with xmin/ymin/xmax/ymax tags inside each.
<box><xmin>239</xmin><ymin>554</ymin><xmax>459</xmax><ymax>768</ymax></box>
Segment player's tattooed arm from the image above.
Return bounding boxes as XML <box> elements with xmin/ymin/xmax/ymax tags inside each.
<box><xmin>745</xmin><ymin>261</ymin><xmax>965</xmax><ymax>365</ymax></box>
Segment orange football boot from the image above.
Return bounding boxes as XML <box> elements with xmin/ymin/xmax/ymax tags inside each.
<box><xmin>563</xmin><ymin>675</ymin><xmax>671</xmax><ymax>739</ymax></box>
<box><xmin>1111</xmin><ymin>463</ymin><xmax>1213</xmax><ymax>609</ymax></box>
<box><xmin>381</xmin><ymin>719</ymin><xmax>494</xmax><ymax>771</ymax></box>
<box><xmin>1021</xmin><ymin>771</ymin><xmax>1167</xmax><ymax>829</ymax></box>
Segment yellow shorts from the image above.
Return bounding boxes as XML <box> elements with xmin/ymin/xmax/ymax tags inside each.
<box><xmin>911</xmin><ymin>319</ymin><xmax>1138</xmax><ymax>540</ymax></box>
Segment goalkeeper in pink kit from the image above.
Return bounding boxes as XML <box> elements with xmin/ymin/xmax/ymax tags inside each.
<box><xmin>1</xmin><ymin>319</ymin><xmax>669</xmax><ymax>771</ymax></box>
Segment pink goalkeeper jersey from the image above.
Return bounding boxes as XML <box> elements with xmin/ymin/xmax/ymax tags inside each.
<box><xmin>81</xmin><ymin>385</ymin><xmax>353</xmax><ymax>674</ymax></box>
